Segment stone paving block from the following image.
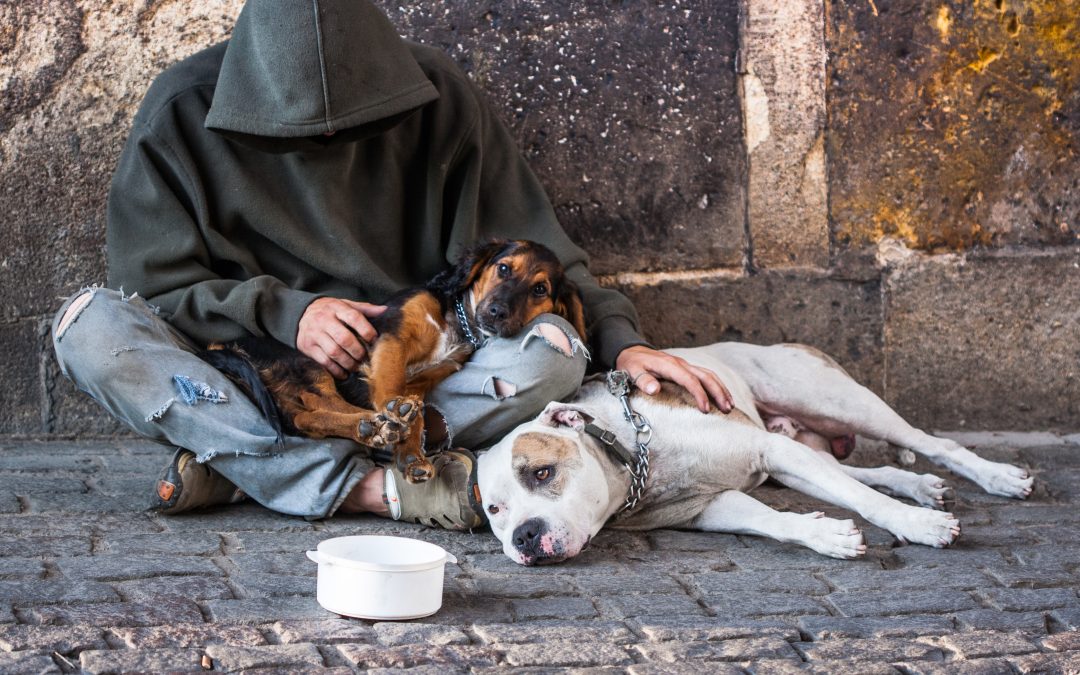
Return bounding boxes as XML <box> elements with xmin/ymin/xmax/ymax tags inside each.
<box><xmin>18</xmin><ymin>597</ymin><xmax>204</xmax><ymax>627</ymax></box>
<box><xmin>373</xmin><ymin>622</ymin><xmax>469</xmax><ymax>646</ymax></box>
<box><xmin>0</xmin><ymin>535</ymin><xmax>92</xmax><ymax>558</ymax></box>
<box><xmin>1042</xmin><ymin>630</ymin><xmax>1080</xmax><ymax>652</ymax></box>
<box><xmin>224</xmin><ymin>552</ymin><xmax>317</xmax><ymax>578</ymax></box>
<box><xmin>798</xmin><ymin>614</ymin><xmax>956</xmax><ymax>640</ymax></box>
<box><xmin>0</xmin><ymin>476</ymin><xmax>87</xmax><ymax>494</ymax></box>
<box><xmin>596</xmin><ymin>592</ymin><xmax>708</xmax><ymax>619</ymax></box>
<box><xmin>827</xmin><ymin>590</ymin><xmax>978</xmax><ymax>617</ymax></box>
<box><xmin>0</xmin><ymin>651</ymin><xmax>60</xmax><ymax>674</ymax></box>
<box><xmin>79</xmin><ymin>648</ymin><xmax>205</xmax><ymax>674</ymax></box>
<box><xmin>511</xmin><ymin>596</ymin><xmax>597</xmax><ymax>620</ymax></box>
<box><xmin>0</xmin><ymin>606</ymin><xmax>12</xmax><ymax>623</ymax></box>
<box><xmin>471</xmin><ymin>620</ymin><xmax>637</xmax><ymax>646</ymax></box>
<box><xmin>822</xmin><ymin>565</ymin><xmax>991</xmax><ymax>591</ymax></box>
<box><xmin>1050</xmin><ymin>608</ymin><xmax>1080</xmax><ymax>631</ymax></box>
<box><xmin>795</xmin><ymin>637</ymin><xmax>945</xmax><ymax>662</ymax></box>
<box><xmin>0</xmin><ymin>494</ymin><xmax>19</xmax><ymax>515</ymax></box>
<box><xmin>633</xmin><ymin>617</ymin><xmax>798</xmax><ymax>643</ymax></box>
<box><xmin>98</xmin><ymin>532</ymin><xmax>222</xmax><ymax>555</ymax></box>
<box><xmin>0</xmin><ymin>557</ymin><xmax>45</xmax><ymax>580</ymax></box>
<box><xmin>634</xmin><ymin>637</ymin><xmax>799</xmax><ymax>663</ymax></box>
<box><xmin>629</xmin><ymin>664</ymin><xmax>745</xmax><ymax>675</ymax></box>
<box><xmin>890</xmin><ymin>546</ymin><xmax>1007</xmax><ymax>569</ymax></box>
<box><xmin>23</xmin><ymin>492</ymin><xmax>132</xmax><ymax>514</ymax></box>
<box><xmin>417</xmin><ymin>596</ymin><xmax>514</xmax><ymax>626</ymax></box>
<box><xmin>569</xmin><ymin>572</ymin><xmax>687</xmax><ymax>596</ymax></box>
<box><xmin>0</xmin><ymin>579</ymin><xmax>118</xmax><ymax>604</ymax></box>
<box><xmin>983</xmin><ymin>563</ymin><xmax>1078</xmax><ymax>589</ymax></box>
<box><xmin>56</xmin><ymin>553</ymin><xmax>222</xmax><ymax>581</ymax></box>
<box><xmin>1008</xmin><ymin>651</ymin><xmax>1080</xmax><ymax>674</ymax></box>
<box><xmin>109</xmin><ymin>624</ymin><xmax>267</xmax><ymax>649</ymax></box>
<box><xmin>989</xmin><ymin>505</ymin><xmax>1080</xmax><ymax>527</ymax></box>
<box><xmin>893</xmin><ymin>659</ymin><xmax>1015</xmax><ymax>675</ymax></box>
<box><xmin>619</xmin><ymin>550</ymin><xmax>735</xmax><ymax>575</ymax></box>
<box><xmin>940</xmin><ymin>630</ymin><xmax>1039</xmax><ymax>659</ymax></box>
<box><xmin>204</xmin><ymin>643</ymin><xmax>325</xmax><ymax>671</ymax></box>
<box><xmin>1011</xmin><ymin>544</ymin><xmax>1080</xmax><ymax>568</ymax></box>
<box><xmin>155</xmin><ymin>505</ymin><xmax>318</xmax><ymax>533</ymax></box>
<box><xmin>749</xmin><ymin>660</ymin><xmax>900</xmax><ymax>675</ymax></box>
<box><xmin>459</xmin><ymin>573</ymin><xmax>578</xmax><ymax>598</ymax></box>
<box><xmin>270</xmin><ymin>619</ymin><xmax>376</xmax><ymax>645</ymax></box>
<box><xmin>0</xmin><ymin>514</ymin><xmax>161</xmax><ymax>536</ymax></box>
<box><xmin>112</xmin><ymin>575</ymin><xmax>235</xmax><ymax>602</ymax></box>
<box><xmin>230</xmin><ymin>572</ymin><xmax>315</xmax><ymax>599</ymax></box>
<box><xmin>203</xmin><ymin>597</ymin><xmax>328</xmax><ymax>624</ymax></box>
<box><xmin>725</xmin><ymin>544</ymin><xmax>869</xmax><ymax>571</ymax></box>
<box><xmin>0</xmin><ymin>452</ymin><xmax>98</xmax><ymax>472</ymax></box>
<box><xmin>466</xmin><ymin>552</ymin><xmax>630</xmax><ymax>578</ymax></box>
<box><xmin>647</xmin><ymin>529</ymin><xmax>737</xmax><ymax>552</ymax></box>
<box><xmin>951</xmin><ymin>609</ymin><xmax>1049</xmax><ymax>634</ymax></box>
<box><xmin>690</xmin><ymin>570</ymin><xmax>829</xmax><ymax>596</ymax></box>
<box><xmin>226</xmin><ymin>530</ymin><xmax>327</xmax><ymax>554</ymax></box>
<box><xmin>336</xmin><ymin>643</ymin><xmax>500</xmax><ymax>670</ymax></box>
<box><xmin>504</xmin><ymin>641</ymin><xmax>634</xmax><ymax>667</ymax></box>
<box><xmin>947</xmin><ymin>525</ymin><xmax>1040</xmax><ymax>549</ymax></box>
<box><xmin>0</xmin><ymin>624</ymin><xmax>107</xmax><ymax>653</ymax></box>
<box><xmin>976</xmin><ymin>587</ymin><xmax>1078</xmax><ymax>612</ymax></box>
<box><xmin>704</xmin><ymin>591</ymin><xmax>829</xmax><ymax>619</ymax></box>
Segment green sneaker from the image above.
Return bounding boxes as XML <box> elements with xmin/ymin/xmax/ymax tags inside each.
<box><xmin>152</xmin><ymin>449</ymin><xmax>247</xmax><ymax>514</ymax></box>
<box><xmin>384</xmin><ymin>448</ymin><xmax>485</xmax><ymax>531</ymax></box>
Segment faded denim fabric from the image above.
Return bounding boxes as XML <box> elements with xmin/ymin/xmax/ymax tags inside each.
<box><xmin>52</xmin><ymin>288</ymin><xmax>587</xmax><ymax>518</ymax></box>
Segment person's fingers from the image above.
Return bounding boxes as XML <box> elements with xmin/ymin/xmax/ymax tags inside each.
<box><xmin>662</xmin><ymin>361</ymin><xmax>711</xmax><ymax>412</ymax></box>
<box><xmin>310</xmin><ymin>343</ymin><xmax>348</xmax><ymax>380</ymax></box>
<box><xmin>337</xmin><ymin>305</ymin><xmax>380</xmax><ymax>345</ymax></box>
<box><xmin>316</xmin><ymin>333</ymin><xmax>359</xmax><ymax>376</ymax></box>
<box><xmin>634</xmin><ymin>372</ymin><xmax>661</xmax><ymax>396</ymax></box>
<box><xmin>325</xmin><ymin>319</ymin><xmax>368</xmax><ymax>362</ymax></box>
<box><xmin>690</xmin><ymin>365</ymin><xmax>734</xmax><ymax>413</ymax></box>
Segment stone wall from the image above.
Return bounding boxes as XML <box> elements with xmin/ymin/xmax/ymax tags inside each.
<box><xmin>1</xmin><ymin>0</ymin><xmax>1077</xmax><ymax>436</ymax></box>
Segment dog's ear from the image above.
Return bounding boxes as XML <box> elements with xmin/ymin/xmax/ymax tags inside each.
<box><xmin>428</xmin><ymin>239</ymin><xmax>511</xmax><ymax>298</ymax></box>
<box><xmin>553</xmin><ymin>278</ymin><xmax>587</xmax><ymax>342</ymax></box>
<box><xmin>539</xmin><ymin>401</ymin><xmax>593</xmax><ymax>430</ymax></box>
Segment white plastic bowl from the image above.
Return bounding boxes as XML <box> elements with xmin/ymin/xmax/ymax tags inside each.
<box><xmin>306</xmin><ymin>535</ymin><xmax>458</xmax><ymax>620</ymax></box>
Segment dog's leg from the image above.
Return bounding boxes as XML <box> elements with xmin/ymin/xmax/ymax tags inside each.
<box><xmin>701</xmin><ymin>343</ymin><xmax>1033</xmax><ymax>499</ymax></box>
<box><xmin>754</xmin><ymin>430</ymin><xmax>961</xmax><ymax>547</ymax></box>
<box><xmin>692</xmin><ymin>490</ymin><xmax>866</xmax><ymax>559</ymax></box>
<box><xmin>793</xmin><ymin>428</ymin><xmax>950</xmax><ymax>509</ymax></box>
<box><xmin>391</xmin><ymin>414</ymin><xmax>434</xmax><ymax>483</ymax></box>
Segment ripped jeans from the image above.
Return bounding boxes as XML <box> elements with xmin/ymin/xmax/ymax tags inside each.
<box><xmin>51</xmin><ymin>288</ymin><xmax>588</xmax><ymax>518</ymax></box>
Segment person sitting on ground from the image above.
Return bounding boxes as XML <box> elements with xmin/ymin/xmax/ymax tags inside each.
<box><xmin>52</xmin><ymin>0</ymin><xmax>731</xmax><ymax>530</ymax></box>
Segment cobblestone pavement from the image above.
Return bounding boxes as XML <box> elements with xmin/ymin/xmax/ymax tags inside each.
<box><xmin>0</xmin><ymin>434</ymin><xmax>1078</xmax><ymax>674</ymax></box>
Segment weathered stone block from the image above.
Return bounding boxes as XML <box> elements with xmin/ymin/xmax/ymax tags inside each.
<box><xmin>615</xmin><ymin>272</ymin><xmax>884</xmax><ymax>392</ymax></box>
<box><xmin>471</xmin><ymin>620</ymin><xmax>637</xmax><ymax>646</ymax></box>
<box><xmin>941</xmin><ymin>630</ymin><xmax>1038</xmax><ymax>659</ymax></box>
<box><xmin>0</xmin><ymin>322</ymin><xmax>41</xmax><ymax>434</ymax></box>
<box><xmin>204</xmin><ymin>643</ymin><xmax>325</xmax><ymax>671</ymax></box>
<box><xmin>19</xmin><ymin>597</ymin><xmax>203</xmax><ymax>627</ymax></box>
<box><xmin>798</xmin><ymin>614</ymin><xmax>955</xmax><ymax>639</ymax></box>
<box><xmin>828</xmin><ymin>0</ymin><xmax>1080</xmax><ymax>252</ymax></box>
<box><xmin>633</xmin><ymin>638</ymin><xmax>799</xmax><ymax>663</ymax></box>
<box><xmin>826</xmin><ymin>589</ymin><xmax>978</xmax><ymax>617</ymax></box>
<box><xmin>884</xmin><ymin>251</ymin><xmax>1080</xmax><ymax>429</ymax></box>
<box><xmin>796</xmin><ymin>637</ymin><xmax>944</xmax><ymax>662</ymax></box>
<box><xmin>109</xmin><ymin>624</ymin><xmax>266</xmax><ymax>649</ymax></box>
<box><xmin>79</xmin><ymin>648</ymin><xmax>205</xmax><ymax>675</ymax></box>
<box><xmin>503</xmin><ymin>641</ymin><xmax>634</xmax><ymax>668</ymax></box>
<box><xmin>380</xmin><ymin>1</ymin><xmax>746</xmax><ymax>274</ymax></box>
<box><xmin>510</xmin><ymin>596</ymin><xmax>597</xmax><ymax>621</ymax></box>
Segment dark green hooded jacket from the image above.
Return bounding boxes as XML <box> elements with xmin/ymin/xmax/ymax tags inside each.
<box><xmin>106</xmin><ymin>0</ymin><xmax>646</xmax><ymax>367</ymax></box>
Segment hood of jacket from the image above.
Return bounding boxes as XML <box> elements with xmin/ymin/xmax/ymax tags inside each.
<box><xmin>204</xmin><ymin>0</ymin><xmax>439</xmax><ymax>139</ymax></box>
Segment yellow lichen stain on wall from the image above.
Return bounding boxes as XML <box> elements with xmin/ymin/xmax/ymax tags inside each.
<box><xmin>832</xmin><ymin>0</ymin><xmax>1079</xmax><ymax>252</ymax></box>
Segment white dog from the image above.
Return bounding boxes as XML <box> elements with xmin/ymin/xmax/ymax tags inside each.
<box><xmin>477</xmin><ymin>343</ymin><xmax>1034</xmax><ymax>566</ymax></box>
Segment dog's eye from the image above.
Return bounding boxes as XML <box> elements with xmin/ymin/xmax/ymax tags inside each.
<box><xmin>531</xmin><ymin>283</ymin><xmax>548</xmax><ymax>298</ymax></box>
<box><xmin>534</xmin><ymin>467</ymin><xmax>552</xmax><ymax>482</ymax></box>
<box><xmin>497</xmin><ymin>263</ymin><xmax>511</xmax><ymax>278</ymax></box>
<box><xmin>487</xmin><ymin>504</ymin><xmax>500</xmax><ymax>515</ymax></box>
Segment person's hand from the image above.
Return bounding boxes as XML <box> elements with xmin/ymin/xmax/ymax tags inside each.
<box><xmin>297</xmin><ymin>298</ymin><xmax>386</xmax><ymax>379</ymax></box>
<box><xmin>615</xmin><ymin>345</ymin><xmax>734</xmax><ymax>414</ymax></box>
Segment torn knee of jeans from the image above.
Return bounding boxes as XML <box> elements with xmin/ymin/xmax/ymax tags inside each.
<box><xmin>423</xmin><ymin>404</ymin><xmax>453</xmax><ymax>452</ymax></box>
<box><xmin>55</xmin><ymin>289</ymin><xmax>96</xmax><ymax>340</ymax></box>
<box><xmin>146</xmin><ymin>397</ymin><xmax>175</xmax><ymax>422</ymax></box>
<box><xmin>173</xmin><ymin>375</ymin><xmax>229</xmax><ymax>405</ymax></box>
<box><xmin>520</xmin><ymin>322</ymin><xmax>590</xmax><ymax>360</ymax></box>
<box><xmin>483</xmin><ymin>376</ymin><xmax>518</xmax><ymax>400</ymax></box>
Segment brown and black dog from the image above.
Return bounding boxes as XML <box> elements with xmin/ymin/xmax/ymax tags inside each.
<box><xmin>202</xmin><ymin>239</ymin><xmax>587</xmax><ymax>483</ymax></box>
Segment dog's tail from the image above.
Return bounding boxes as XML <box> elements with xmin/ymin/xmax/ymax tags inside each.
<box><xmin>199</xmin><ymin>347</ymin><xmax>285</xmax><ymax>445</ymax></box>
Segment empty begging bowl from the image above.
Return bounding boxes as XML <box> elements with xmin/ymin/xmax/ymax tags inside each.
<box><xmin>306</xmin><ymin>535</ymin><xmax>458</xmax><ymax>620</ymax></box>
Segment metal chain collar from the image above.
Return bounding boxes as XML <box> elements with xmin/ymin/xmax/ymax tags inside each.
<box><xmin>455</xmin><ymin>298</ymin><xmax>484</xmax><ymax>349</ymax></box>
<box><xmin>605</xmin><ymin>370</ymin><xmax>652</xmax><ymax>514</ymax></box>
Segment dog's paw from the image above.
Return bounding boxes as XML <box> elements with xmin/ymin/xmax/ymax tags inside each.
<box><xmin>382</xmin><ymin>396</ymin><xmax>421</xmax><ymax>426</ymax></box>
<box><xmin>972</xmin><ymin>459</ymin><xmax>1034</xmax><ymax>499</ymax></box>
<box><xmin>356</xmin><ymin>416</ymin><xmax>403</xmax><ymax>447</ymax></box>
<box><xmin>800</xmin><ymin>512</ymin><xmax>866</xmax><ymax>559</ymax></box>
<box><xmin>907</xmin><ymin>473</ymin><xmax>951</xmax><ymax>510</ymax></box>
<box><xmin>885</xmin><ymin>506</ymin><xmax>960</xmax><ymax>548</ymax></box>
<box><xmin>400</xmin><ymin>452</ymin><xmax>435</xmax><ymax>484</ymax></box>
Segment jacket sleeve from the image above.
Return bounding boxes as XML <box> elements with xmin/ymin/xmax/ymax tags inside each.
<box><xmin>105</xmin><ymin>122</ymin><xmax>320</xmax><ymax>348</ymax></box>
<box><xmin>445</xmin><ymin>84</ymin><xmax>651</xmax><ymax>369</ymax></box>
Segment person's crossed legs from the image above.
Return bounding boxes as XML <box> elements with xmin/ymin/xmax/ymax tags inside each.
<box><xmin>52</xmin><ymin>287</ymin><xmax>588</xmax><ymax>527</ymax></box>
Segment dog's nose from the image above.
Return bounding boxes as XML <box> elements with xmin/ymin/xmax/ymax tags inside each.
<box><xmin>487</xmin><ymin>302</ymin><xmax>508</xmax><ymax>322</ymax></box>
<box><xmin>512</xmin><ymin>517</ymin><xmax>546</xmax><ymax>555</ymax></box>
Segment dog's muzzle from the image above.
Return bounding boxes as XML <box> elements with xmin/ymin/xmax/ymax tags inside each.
<box><xmin>511</xmin><ymin>517</ymin><xmax>563</xmax><ymax>564</ymax></box>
